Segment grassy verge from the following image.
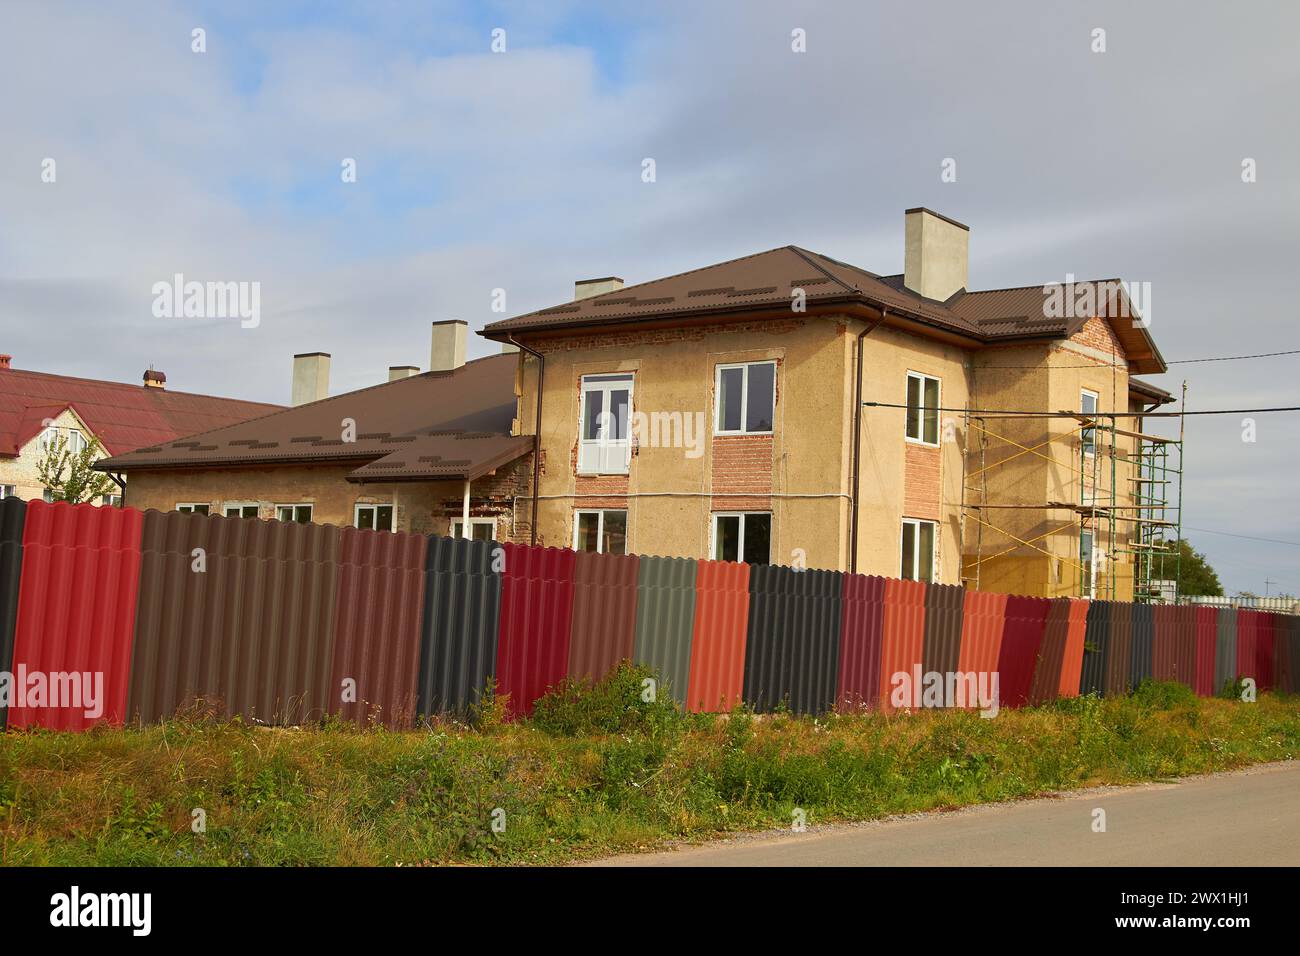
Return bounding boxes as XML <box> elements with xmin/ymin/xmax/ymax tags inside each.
<box><xmin>1</xmin><ymin>666</ymin><xmax>1296</xmax><ymax>866</ymax></box>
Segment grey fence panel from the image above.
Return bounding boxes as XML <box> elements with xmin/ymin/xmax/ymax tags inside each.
<box><xmin>416</xmin><ymin>536</ymin><xmax>501</xmax><ymax>716</ymax></box>
<box><xmin>633</xmin><ymin>555</ymin><xmax>698</xmax><ymax>706</ymax></box>
<box><xmin>743</xmin><ymin>566</ymin><xmax>842</xmax><ymax>715</ymax></box>
<box><xmin>1214</xmin><ymin>607</ymin><xmax>1237</xmax><ymax>694</ymax></box>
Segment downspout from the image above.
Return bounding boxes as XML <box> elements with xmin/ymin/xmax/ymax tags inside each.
<box><xmin>506</xmin><ymin>334</ymin><xmax>543</xmax><ymax>546</ymax></box>
<box><xmin>850</xmin><ymin>308</ymin><xmax>888</xmax><ymax>573</ymax></box>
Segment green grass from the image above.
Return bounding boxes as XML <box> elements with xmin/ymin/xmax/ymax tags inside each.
<box><xmin>1</xmin><ymin>666</ymin><xmax>1296</xmax><ymax>866</ymax></box>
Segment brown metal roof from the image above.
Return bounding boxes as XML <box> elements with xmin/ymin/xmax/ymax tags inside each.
<box><xmin>345</xmin><ymin>431</ymin><xmax>534</xmax><ymax>483</ymax></box>
<box><xmin>98</xmin><ymin>352</ymin><xmax>530</xmax><ymax>481</ymax></box>
<box><xmin>483</xmin><ymin>248</ymin><xmax>1167</xmax><ymax>373</ymax></box>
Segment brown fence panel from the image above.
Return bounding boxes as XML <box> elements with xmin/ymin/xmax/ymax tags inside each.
<box><xmin>329</xmin><ymin>527</ymin><xmax>426</xmax><ymax>727</ymax></box>
<box><xmin>129</xmin><ymin>510</ymin><xmax>341</xmax><ymax>725</ymax></box>
<box><xmin>922</xmin><ymin>583</ymin><xmax>964</xmax><ymax>677</ymax></box>
<box><xmin>1104</xmin><ymin>602</ymin><xmax>1134</xmax><ymax>695</ymax></box>
<box><xmin>568</xmin><ymin>550</ymin><xmax>640</xmax><ymax>684</ymax></box>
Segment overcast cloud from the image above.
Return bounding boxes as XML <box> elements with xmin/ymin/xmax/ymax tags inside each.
<box><xmin>2</xmin><ymin>0</ymin><xmax>1298</xmax><ymax>593</ymax></box>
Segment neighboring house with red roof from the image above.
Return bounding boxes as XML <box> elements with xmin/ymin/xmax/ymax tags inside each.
<box><xmin>0</xmin><ymin>355</ymin><xmax>281</xmax><ymax>505</ymax></box>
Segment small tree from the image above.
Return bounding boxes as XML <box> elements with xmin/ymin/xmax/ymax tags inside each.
<box><xmin>1175</xmin><ymin>539</ymin><xmax>1223</xmax><ymax>597</ymax></box>
<box><xmin>35</xmin><ymin>433</ymin><xmax>117</xmax><ymax>505</ymax></box>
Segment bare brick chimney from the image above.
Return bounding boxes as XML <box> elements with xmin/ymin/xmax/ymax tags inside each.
<box><xmin>0</xmin><ymin>355</ymin><xmax>11</xmax><ymax>370</ymax></box>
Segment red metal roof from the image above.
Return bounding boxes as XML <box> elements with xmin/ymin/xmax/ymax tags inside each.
<box><xmin>0</xmin><ymin>365</ymin><xmax>281</xmax><ymax>458</ymax></box>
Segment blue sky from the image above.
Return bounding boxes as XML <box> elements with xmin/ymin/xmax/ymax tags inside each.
<box><xmin>2</xmin><ymin>0</ymin><xmax>1299</xmax><ymax>594</ymax></box>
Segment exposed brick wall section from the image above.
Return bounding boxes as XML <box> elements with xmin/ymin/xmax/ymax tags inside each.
<box><xmin>903</xmin><ymin>442</ymin><xmax>941</xmax><ymax>521</ymax></box>
<box><xmin>1067</xmin><ymin>316</ymin><xmax>1126</xmax><ymax>362</ymax></box>
<box><xmin>711</xmin><ymin>434</ymin><xmax>773</xmax><ymax>511</ymax></box>
<box><xmin>533</xmin><ymin>318</ymin><xmax>806</xmax><ymax>354</ymax></box>
<box><xmin>574</xmin><ymin>474</ymin><xmax>628</xmax><ymax>510</ymax></box>
<box><xmin>437</xmin><ymin>454</ymin><xmax>533</xmax><ymax>544</ymax></box>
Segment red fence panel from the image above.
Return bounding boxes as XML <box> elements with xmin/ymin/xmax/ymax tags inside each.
<box><xmin>996</xmin><ymin>596</ymin><xmax>1049</xmax><ymax>709</ymax></box>
<box><xmin>1193</xmin><ymin>607</ymin><xmax>1217</xmax><ymax>697</ymax></box>
<box><xmin>496</xmin><ymin>543</ymin><xmax>575</xmax><ymax>717</ymax></box>
<box><xmin>837</xmin><ymin>574</ymin><xmax>886</xmax><ymax>711</ymax></box>
<box><xmin>9</xmin><ymin>502</ymin><xmax>143</xmax><ymax>731</ymax></box>
<box><xmin>958</xmin><ymin>590</ymin><xmax>1007</xmax><ymax>687</ymax></box>
<box><xmin>1058</xmin><ymin>599</ymin><xmax>1090</xmax><ymax>698</ymax></box>
<box><xmin>687</xmin><ymin>559</ymin><xmax>750</xmax><ymax>713</ymax></box>
<box><xmin>329</xmin><ymin>527</ymin><xmax>426</xmax><ymax>728</ymax></box>
<box><xmin>878</xmin><ymin>578</ymin><xmax>926</xmax><ymax>713</ymax></box>
<box><xmin>569</xmin><ymin>550</ymin><xmax>639</xmax><ymax>684</ymax></box>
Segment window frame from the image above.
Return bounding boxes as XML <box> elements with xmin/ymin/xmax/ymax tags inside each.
<box><xmin>0</xmin><ymin>485</ymin><xmax>16</xmax><ymax>499</ymax></box>
<box><xmin>572</xmin><ymin>508</ymin><xmax>628</xmax><ymax>554</ymax></box>
<box><xmin>1080</xmin><ymin>528</ymin><xmax>1097</xmax><ymax>599</ymax></box>
<box><xmin>1080</xmin><ymin>388</ymin><xmax>1100</xmax><ymax>457</ymax></box>
<box><xmin>223</xmin><ymin>502</ymin><xmax>260</xmax><ymax>519</ymax></box>
<box><xmin>709</xmin><ymin>511</ymin><xmax>773</xmax><ymax>564</ymax></box>
<box><xmin>354</xmin><ymin>502</ymin><xmax>396</xmax><ymax>532</ymax></box>
<box><xmin>450</xmin><ymin>517</ymin><xmax>497</xmax><ymax>541</ymax></box>
<box><xmin>577</xmin><ymin>372</ymin><xmax>635</xmax><ymax>476</ymax></box>
<box><xmin>714</xmin><ymin>361</ymin><xmax>776</xmax><ymax>436</ymax></box>
<box><xmin>275</xmin><ymin>503</ymin><xmax>313</xmax><ymax>524</ymax></box>
<box><xmin>904</xmin><ymin>371</ymin><xmax>942</xmax><ymax>446</ymax></box>
<box><xmin>176</xmin><ymin>502</ymin><xmax>210</xmax><ymax>515</ymax></box>
<box><xmin>900</xmin><ymin>517</ymin><xmax>938</xmax><ymax>583</ymax></box>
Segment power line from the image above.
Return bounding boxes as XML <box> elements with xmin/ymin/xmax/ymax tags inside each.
<box><xmin>975</xmin><ymin>347</ymin><xmax>1300</xmax><ymax>370</ymax></box>
<box><xmin>862</xmin><ymin>401</ymin><xmax>1300</xmax><ymax>418</ymax></box>
<box><xmin>1184</xmin><ymin>526</ymin><xmax>1300</xmax><ymax>548</ymax></box>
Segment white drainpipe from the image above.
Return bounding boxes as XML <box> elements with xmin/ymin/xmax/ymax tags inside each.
<box><xmin>462</xmin><ymin>480</ymin><xmax>471</xmax><ymax>539</ymax></box>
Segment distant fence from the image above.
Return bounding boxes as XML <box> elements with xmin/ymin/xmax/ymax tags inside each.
<box><xmin>0</xmin><ymin>499</ymin><xmax>1295</xmax><ymax>731</ymax></box>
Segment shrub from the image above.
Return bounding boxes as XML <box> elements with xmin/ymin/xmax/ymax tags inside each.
<box><xmin>530</xmin><ymin>662</ymin><xmax>683</xmax><ymax>738</ymax></box>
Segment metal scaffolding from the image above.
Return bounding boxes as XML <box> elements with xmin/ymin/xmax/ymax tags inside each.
<box><xmin>960</xmin><ymin>385</ymin><xmax>1185</xmax><ymax>602</ymax></box>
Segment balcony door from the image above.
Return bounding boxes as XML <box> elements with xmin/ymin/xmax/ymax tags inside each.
<box><xmin>578</xmin><ymin>373</ymin><xmax>633</xmax><ymax>474</ymax></box>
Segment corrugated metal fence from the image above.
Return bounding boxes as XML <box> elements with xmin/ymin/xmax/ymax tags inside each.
<box><xmin>0</xmin><ymin>501</ymin><xmax>1293</xmax><ymax>731</ymax></box>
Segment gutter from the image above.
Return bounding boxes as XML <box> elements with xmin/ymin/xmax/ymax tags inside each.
<box><xmin>506</xmin><ymin>334</ymin><xmax>544</xmax><ymax>546</ymax></box>
<box><xmin>850</xmin><ymin>308</ymin><xmax>888</xmax><ymax>574</ymax></box>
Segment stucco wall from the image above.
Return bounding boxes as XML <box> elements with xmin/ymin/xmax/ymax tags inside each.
<box><xmin>121</xmin><ymin>457</ymin><xmax>532</xmax><ymax>539</ymax></box>
<box><xmin>518</xmin><ymin>317</ymin><xmax>853</xmax><ymax>565</ymax></box>
<box><xmin>855</xmin><ymin>322</ymin><xmax>970</xmax><ymax>582</ymax></box>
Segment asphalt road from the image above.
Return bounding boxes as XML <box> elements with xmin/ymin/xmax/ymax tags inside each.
<box><xmin>592</xmin><ymin>761</ymin><xmax>1300</xmax><ymax>866</ymax></box>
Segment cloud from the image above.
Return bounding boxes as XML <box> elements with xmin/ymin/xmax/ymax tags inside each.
<box><xmin>2</xmin><ymin>0</ymin><xmax>1298</xmax><ymax>591</ymax></box>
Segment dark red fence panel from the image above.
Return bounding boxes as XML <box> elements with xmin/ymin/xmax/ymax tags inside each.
<box><xmin>878</xmin><ymin>578</ymin><xmax>926</xmax><ymax>713</ymax></box>
<box><xmin>9</xmin><ymin>501</ymin><xmax>143</xmax><ymax>731</ymax></box>
<box><xmin>996</xmin><ymin>596</ymin><xmax>1049</xmax><ymax>709</ymax></box>
<box><xmin>1028</xmin><ymin>598</ymin><xmax>1072</xmax><ymax>705</ymax></box>
<box><xmin>568</xmin><ymin>551</ymin><xmax>639</xmax><ymax>684</ymax></box>
<box><xmin>1256</xmin><ymin>613</ymin><xmax>1276</xmax><ymax>692</ymax></box>
<box><xmin>837</xmin><ymin>574</ymin><xmax>886</xmax><ymax>711</ymax></box>
<box><xmin>329</xmin><ymin>527</ymin><xmax>426</xmax><ymax>727</ymax></box>
<box><xmin>1236</xmin><ymin>609</ymin><xmax>1258</xmax><ymax>684</ymax></box>
<box><xmin>496</xmin><ymin>543</ymin><xmax>575</xmax><ymax>717</ymax></box>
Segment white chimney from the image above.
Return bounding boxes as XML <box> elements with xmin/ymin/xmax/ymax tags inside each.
<box><xmin>574</xmin><ymin>276</ymin><xmax>624</xmax><ymax>300</ymax></box>
<box><xmin>430</xmin><ymin>320</ymin><xmax>467</xmax><ymax>373</ymax></box>
<box><xmin>388</xmin><ymin>365</ymin><xmax>419</xmax><ymax>382</ymax></box>
<box><xmin>291</xmin><ymin>352</ymin><xmax>330</xmax><ymax>406</ymax></box>
<box><xmin>903</xmin><ymin>208</ymin><xmax>969</xmax><ymax>302</ymax></box>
